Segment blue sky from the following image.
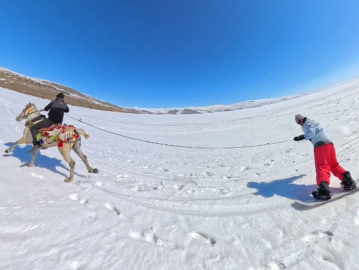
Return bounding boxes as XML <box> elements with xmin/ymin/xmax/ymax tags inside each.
<box><xmin>1</xmin><ymin>0</ymin><xmax>359</xmax><ymax>108</ymax></box>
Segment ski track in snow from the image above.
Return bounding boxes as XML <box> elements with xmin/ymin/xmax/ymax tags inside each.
<box><xmin>2</xmin><ymin>81</ymin><xmax>359</xmax><ymax>269</ymax></box>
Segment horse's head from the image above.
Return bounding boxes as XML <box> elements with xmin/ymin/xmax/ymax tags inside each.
<box><xmin>16</xmin><ymin>103</ymin><xmax>38</xmax><ymax>122</ymax></box>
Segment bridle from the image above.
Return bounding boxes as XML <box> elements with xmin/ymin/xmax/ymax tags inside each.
<box><xmin>16</xmin><ymin>103</ymin><xmax>39</xmax><ymax>122</ymax></box>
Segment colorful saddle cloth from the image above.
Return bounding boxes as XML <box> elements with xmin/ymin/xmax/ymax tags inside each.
<box><xmin>36</xmin><ymin>124</ymin><xmax>80</xmax><ymax>147</ymax></box>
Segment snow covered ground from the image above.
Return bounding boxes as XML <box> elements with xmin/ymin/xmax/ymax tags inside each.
<box><xmin>1</xmin><ymin>79</ymin><xmax>359</xmax><ymax>270</ymax></box>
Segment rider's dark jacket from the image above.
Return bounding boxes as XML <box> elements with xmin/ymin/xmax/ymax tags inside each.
<box><xmin>44</xmin><ymin>97</ymin><xmax>69</xmax><ymax>124</ymax></box>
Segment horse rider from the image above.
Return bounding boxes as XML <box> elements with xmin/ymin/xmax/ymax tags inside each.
<box><xmin>28</xmin><ymin>92</ymin><xmax>69</xmax><ymax>152</ymax></box>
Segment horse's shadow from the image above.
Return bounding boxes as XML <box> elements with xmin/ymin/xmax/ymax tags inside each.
<box><xmin>4</xmin><ymin>142</ymin><xmax>73</xmax><ymax>179</ymax></box>
<box><xmin>248</xmin><ymin>174</ymin><xmax>315</xmax><ymax>201</ymax></box>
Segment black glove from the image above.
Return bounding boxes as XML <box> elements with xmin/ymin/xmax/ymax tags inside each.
<box><xmin>294</xmin><ymin>135</ymin><xmax>305</xmax><ymax>141</ymax></box>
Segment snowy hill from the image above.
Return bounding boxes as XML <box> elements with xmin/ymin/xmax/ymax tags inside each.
<box><xmin>2</xmin><ymin>79</ymin><xmax>359</xmax><ymax>269</ymax></box>
<box><xmin>0</xmin><ymin>66</ymin><xmax>139</xmax><ymax>114</ymax></box>
<box><xmin>0</xmin><ymin>66</ymin><xmax>326</xmax><ymax>115</ymax></box>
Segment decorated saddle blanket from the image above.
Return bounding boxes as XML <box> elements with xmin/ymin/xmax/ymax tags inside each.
<box><xmin>36</xmin><ymin>124</ymin><xmax>80</xmax><ymax>147</ymax></box>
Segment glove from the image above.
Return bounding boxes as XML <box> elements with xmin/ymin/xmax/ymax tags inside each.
<box><xmin>294</xmin><ymin>135</ymin><xmax>305</xmax><ymax>141</ymax></box>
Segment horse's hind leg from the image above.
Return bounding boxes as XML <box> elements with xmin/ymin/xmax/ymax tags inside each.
<box><xmin>5</xmin><ymin>136</ymin><xmax>27</xmax><ymax>153</ymax></box>
<box><xmin>6</xmin><ymin>138</ymin><xmax>22</xmax><ymax>153</ymax></box>
<box><xmin>58</xmin><ymin>144</ymin><xmax>76</xmax><ymax>182</ymax></box>
<box><xmin>73</xmin><ymin>140</ymin><xmax>99</xmax><ymax>174</ymax></box>
<box><xmin>5</xmin><ymin>128</ymin><xmax>31</xmax><ymax>153</ymax></box>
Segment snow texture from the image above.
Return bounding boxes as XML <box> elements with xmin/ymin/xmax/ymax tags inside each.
<box><xmin>1</xmin><ymin>79</ymin><xmax>359</xmax><ymax>269</ymax></box>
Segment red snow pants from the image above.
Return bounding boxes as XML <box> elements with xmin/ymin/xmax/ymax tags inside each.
<box><xmin>314</xmin><ymin>143</ymin><xmax>346</xmax><ymax>186</ymax></box>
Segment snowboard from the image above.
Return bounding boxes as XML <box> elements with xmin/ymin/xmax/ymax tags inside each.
<box><xmin>295</xmin><ymin>180</ymin><xmax>359</xmax><ymax>207</ymax></box>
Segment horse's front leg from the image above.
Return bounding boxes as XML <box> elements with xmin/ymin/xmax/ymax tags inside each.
<box><xmin>58</xmin><ymin>144</ymin><xmax>75</xmax><ymax>182</ymax></box>
<box><xmin>28</xmin><ymin>148</ymin><xmax>40</xmax><ymax>167</ymax></box>
<box><xmin>5</xmin><ymin>136</ymin><xmax>26</xmax><ymax>153</ymax></box>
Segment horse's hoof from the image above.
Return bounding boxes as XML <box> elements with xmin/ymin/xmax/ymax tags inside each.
<box><xmin>5</xmin><ymin>149</ymin><xmax>11</xmax><ymax>154</ymax></box>
<box><xmin>64</xmin><ymin>178</ymin><xmax>72</xmax><ymax>183</ymax></box>
<box><xmin>92</xmin><ymin>168</ymin><xmax>99</xmax><ymax>174</ymax></box>
<box><xmin>20</xmin><ymin>163</ymin><xmax>33</xmax><ymax>167</ymax></box>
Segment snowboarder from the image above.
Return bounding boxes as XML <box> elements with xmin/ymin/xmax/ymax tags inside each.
<box><xmin>29</xmin><ymin>92</ymin><xmax>69</xmax><ymax>152</ymax></box>
<box><xmin>293</xmin><ymin>114</ymin><xmax>356</xmax><ymax>200</ymax></box>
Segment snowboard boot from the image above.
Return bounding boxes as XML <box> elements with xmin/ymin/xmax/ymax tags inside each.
<box><xmin>312</xmin><ymin>181</ymin><xmax>331</xmax><ymax>200</ymax></box>
<box><xmin>341</xmin><ymin>171</ymin><xmax>356</xmax><ymax>191</ymax></box>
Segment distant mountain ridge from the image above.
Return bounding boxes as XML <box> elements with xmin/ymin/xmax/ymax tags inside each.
<box><xmin>138</xmin><ymin>96</ymin><xmax>304</xmax><ymax>114</ymax></box>
<box><xmin>1</xmin><ymin>66</ymin><xmax>308</xmax><ymax>114</ymax></box>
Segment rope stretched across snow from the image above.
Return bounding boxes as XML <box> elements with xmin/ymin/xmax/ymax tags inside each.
<box><xmin>66</xmin><ymin>115</ymin><xmax>291</xmax><ymax>149</ymax></box>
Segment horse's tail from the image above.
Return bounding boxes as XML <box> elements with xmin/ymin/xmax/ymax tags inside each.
<box><xmin>76</xmin><ymin>128</ymin><xmax>90</xmax><ymax>139</ymax></box>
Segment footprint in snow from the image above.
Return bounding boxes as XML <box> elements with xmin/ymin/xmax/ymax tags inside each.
<box><xmin>239</xmin><ymin>166</ymin><xmax>249</xmax><ymax>172</ymax></box>
<box><xmin>31</xmin><ymin>173</ymin><xmax>44</xmax><ymax>179</ymax></box>
<box><xmin>69</xmin><ymin>193</ymin><xmax>80</xmax><ymax>201</ymax></box>
<box><xmin>302</xmin><ymin>230</ymin><xmax>333</xmax><ymax>242</ymax></box>
<box><xmin>115</xmin><ymin>174</ymin><xmax>130</xmax><ymax>180</ymax></box>
<box><xmin>263</xmin><ymin>160</ymin><xmax>274</xmax><ymax>167</ymax></box>
<box><xmin>69</xmin><ymin>193</ymin><xmax>94</xmax><ymax>209</ymax></box>
<box><xmin>173</xmin><ymin>184</ymin><xmax>184</xmax><ymax>190</ymax></box>
<box><xmin>129</xmin><ymin>230</ymin><xmax>157</xmax><ymax>245</ymax></box>
<box><xmin>264</xmin><ymin>261</ymin><xmax>286</xmax><ymax>270</ymax></box>
<box><xmin>129</xmin><ymin>228</ymin><xmax>173</xmax><ymax>248</ymax></box>
<box><xmin>189</xmin><ymin>232</ymin><xmax>216</xmax><ymax>246</ymax></box>
<box><xmin>70</xmin><ymin>261</ymin><xmax>86</xmax><ymax>270</ymax></box>
<box><xmin>104</xmin><ymin>203</ymin><xmax>120</xmax><ymax>216</ymax></box>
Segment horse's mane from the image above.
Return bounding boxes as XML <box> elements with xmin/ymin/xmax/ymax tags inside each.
<box><xmin>27</xmin><ymin>102</ymin><xmax>38</xmax><ymax>110</ymax></box>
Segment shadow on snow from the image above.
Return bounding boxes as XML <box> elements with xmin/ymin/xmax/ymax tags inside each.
<box><xmin>3</xmin><ymin>142</ymin><xmax>78</xmax><ymax>179</ymax></box>
<box><xmin>248</xmin><ymin>174</ymin><xmax>345</xmax><ymax>204</ymax></box>
<box><xmin>247</xmin><ymin>174</ymin><xmax>316</xmax><ymax>201</ymax></box>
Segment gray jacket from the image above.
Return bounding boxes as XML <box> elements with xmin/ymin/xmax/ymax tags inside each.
<box><xmin>302</xmin><ymin>118</ymin><xmax>332</xmax><ymax>148</ymax></box>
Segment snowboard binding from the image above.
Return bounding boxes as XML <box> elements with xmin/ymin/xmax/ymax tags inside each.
<box><xmin>312</xmin><ymin>182</ymin><xmax>331</xmax><ymax>201</ymax></box>
<box><xmin>341</xmin><ymin>171</ymin><xmax>357</xmax><ymax>191</ymax></box>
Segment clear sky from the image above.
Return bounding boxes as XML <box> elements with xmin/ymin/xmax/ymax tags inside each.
<box><xmin>1</xmin><ymin>0</ymin><xmax>359</xmax><ymax>108</ymax></box>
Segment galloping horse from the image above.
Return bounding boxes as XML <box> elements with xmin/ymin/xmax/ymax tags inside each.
<box><xmin>5</xmin><ymin>102</ymin><xmax>99</xmax><ymax>182</ymax></box>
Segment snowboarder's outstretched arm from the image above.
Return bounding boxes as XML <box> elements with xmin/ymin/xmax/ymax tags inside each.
<box><xmin>293</xmin><ymin>135</ymin><xmax>305</xmax><ymax>141</ymax></box>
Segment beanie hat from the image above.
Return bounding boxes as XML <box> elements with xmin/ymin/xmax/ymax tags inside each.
<box><xmin>56</xmin><ymin>93</ymin><xmax>65</xmax><ymax>99</ymax></box>
<box><xmin>295</xmin><ymin>114</ymin><xmax>305</xmax><ymax>122</ymax></box>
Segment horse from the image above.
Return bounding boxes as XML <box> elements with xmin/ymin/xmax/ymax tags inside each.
<box><xmin>5</xmin><ymin>102</ymin><xmax>99</xmax><ymax>182</ymax></box>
